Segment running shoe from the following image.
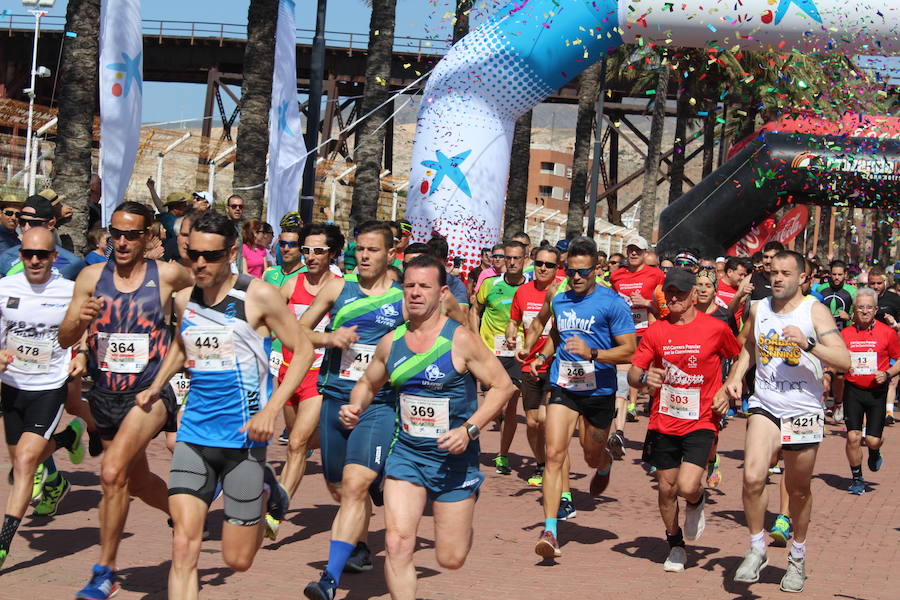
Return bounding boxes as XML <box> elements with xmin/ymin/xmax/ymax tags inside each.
<box><xmin>780</xmin><ymin>555</ymin><xmax>806</xmax><ymax>593</ymax></box>
<box><xmin>663</xmin><ymin>546</ymin><xmax>686</xmax><ymax>572</ymax></box>
<box><xmin>75</xmin><ymin>563</ymin><xmax>120</xmax><ymax>599</ymax></box>
<box><xmin>303</xmin><ymin>571</ymin><xmax>337</xmax><ymax>600</ymax></box>
<box><xmin>734</xmin><ymin>548</ymin><xmax>768</xmax><ymax>583</ymax></box>
<box><xmin>278</xmin><ymin>428</ymin><xmax>289</xmax><ymax>445</ymax></box>
<box><xmin>263</xmin><ymin>463</ymin><xmax>290</xmax><ymax>520</ymax></box>
<box><xmin>494</xmin><ymin>456</ymin><xmax>511</xmax><ymax>475</ymax></box>
<box><xmin>66</xmin><ymin>418</ymin><xmax>86</xmax><ymax>465</ymax></box>
<box><xmin>768</xmin><ymin>465</ymin><xmax>783</xmax><ymax>475</ymax></box>
<box><xmin>264</xmin><ymin>513</ymin><xmax>280</xmax><ymax>541</ymax></box>
<box><xmin>683</xmin><ymin>492</ymin><xmax>706</xmax><ymax>541</ymax></box>
<box><xmin>557</xmin><ymin>497</ymin><xmax>576</xmax><ymax>520</ymax></box>
<box><xmin>706</xmin><ymin>455</ymin><xmax>722</xmax><ymax>488</ymax></box>
<box><xmin>833</xmin><ymin>404</ymin><xmax>844</xmax><ymax>424</ymax></box>
<box><xmin>769</xmin><ymin>514</ymin><xmax>792</xmax><ymax>547</ymax></box>
<box><xmin>534</xmin><ymin>530</ymin><xmax>561</xmax><ymax>558</ymax></box>
<box><xmin>726</xmin><ymin>407</ymin><xmax>736</xmax><ymax>418</ymax></box>
<box><xmin>33</xmin><ymin>475</ymin><xmax>69</xmax><ymax>516</ymax></box>
<box><xmin>648</xmin><ymin>465</ymin><xmax>657</xmax><ymax>476</ymax></box>
<box><xmin>88</xmin><ymin>429</ymin><xmax>103</xmax><ymax>458</ymax></box>
<box><xmin>626</xmin><ymin>403</ymin><xmax>638</xmax><ymax>422</ymax></box>
<box><xmin>343</xmin><ymin>541</ymin><xmax>373</xmax><ymax>573</ymax></box>
<box><xmin>848</xmin><ymin>478</ymin><xmax>866</xmax><ymax>495</ymax></box>
<box><xmin>608</xmin><ymin>431</ymin><xmax>626</xmax><ymax>459</ymax></box>
<box><xmin>527</xmin><ymin>465</ymin><xmax>544</xmax><ymax>487</ymax></box>
<box><xmin>31</xmin><ymin>463</ymin><xmax>46</xmax><ymax>502</ymax></box>
<box><xmin>589</xmin><ymin>464</ymin><xmax>611</xmax><ymax>497</ymax></box>
<box><xmin>868</xmin><ymin>450</ymin><xmax>884</xmax><ymax>472</ymax></box>
<box><xmin>0</xmin><ymin>548</ymin><xmax>6</xmax><ymax>570</ymax></box>
<box><xmin>886</xmin><ymin>413</ymin><xmax>896</xmax><ymax>426</ymax></box>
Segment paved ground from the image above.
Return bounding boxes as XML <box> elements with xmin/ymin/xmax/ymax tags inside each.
<box><xmin>0</xmin><ymin>407</ymin><xmax>897</xmax><ymax>599</ymax></box>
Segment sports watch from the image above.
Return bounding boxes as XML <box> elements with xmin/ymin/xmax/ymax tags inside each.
<box><xmin>464</xmin><ymin>422</ymin><xmax>480</xmax><ymax>440</ymax></box>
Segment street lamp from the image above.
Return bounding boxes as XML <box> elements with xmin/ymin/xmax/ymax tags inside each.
<box><xmin>21</xmin><ymin>0</ymin><xmax>55</xmax><ymax>195</ymax></box>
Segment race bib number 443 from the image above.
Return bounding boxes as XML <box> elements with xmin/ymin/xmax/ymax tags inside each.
<box><xmin>183</xmin><ymin>326</ymin><xmax>236</xmax><ymax>371</ymax></box>
<box><xmin>97</xmin><ymin>333</ymin><xmax>150</xmax><ymax>373</ymax></box>
<box><xmin>400</xmin><ymin>394</ymin><xmax>450</xmax><ymax>438</ymax></box>
<box><xmin>781</xmin><ymin>411</ymin><xmax>824</xmax><ymax>444</ymax></box>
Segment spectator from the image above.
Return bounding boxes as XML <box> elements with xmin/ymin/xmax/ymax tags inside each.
<box><xmin>85</xmin><ymin>226</ymin><xmax>109</xmax><ymax>265</ymax></box>
<box><xmin>241</xmin><ymin>219</ymin><xmax>269</xmax><ymax>278</ymax></box>
<box><xmin>0</xmin><ymin>194</ymin><xmax>22</xmax><ymax>253</ymax></box>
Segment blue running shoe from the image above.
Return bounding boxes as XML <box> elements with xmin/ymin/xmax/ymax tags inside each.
<box><xmin>769</xmin><ymin>514</ymin><xmax>792</xmax><ymax>547</ymax></box>
<box><xmin>848</xmin><ymin>478</ymin><xmax>866</xmax><ymax>495</ymax></box>
<box><xmin>557</xmin><ymin>497</ymin><xmax>576</xmax><ymax>520</ymax></box>
<box><xmin>304</xmin><ymin>571</ymin><xmax>337</xmax><ymax>600</ymax></box>
<box><xmin>868</xmin><ymin>450</ymin><xmax>884</xmax><ymax>472</ymax></box>
<box><xmin>263</xmin><ymin>463</ymin><xmax>290</xmax><ymax>521</ymax></box>
<box><xmin>76</xmin><ymin>564</ymin><xmax>120</xmax><ymax>599</ymax></box>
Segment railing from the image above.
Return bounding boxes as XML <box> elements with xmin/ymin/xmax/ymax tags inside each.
<box><xmin>4</xmin><ymin>12</ymin><xmax>451</xmax><ymax>55</ymax></box>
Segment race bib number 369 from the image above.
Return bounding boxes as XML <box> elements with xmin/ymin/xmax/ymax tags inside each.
<box><xmin>400</xmin><ymin>393</ymin><xmax>450</xmax><ymax>438</ymax></box>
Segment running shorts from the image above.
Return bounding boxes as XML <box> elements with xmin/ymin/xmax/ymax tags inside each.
<box><xmin>319</xmin><ymin>396</ymin><xmax>396</xmax><ymax>484</ymax></box>
<box><xmin>643</xmin><ymin>429</ymin><xmax>716</xmax><ymax>470</ymax></box>
<box><xmin>89</xmin><ymin>385</ymin><xmax>178</xmax><ymax>441</ymax></box>
<box><xmin>749</xmin><ymin>407</ymin><xmax>820</xmax><ymax>451</ymax></box>
<box><xmin>385</xmin><ymin>442</ymin><xmax>483</xmax><ymax>503</ymax></box>
<box><xmin>843</xmin><ymin>382</ymin><xmax>888</xmax><ymax>439</ymax></box>
<box><xmin>520</xmin><ymin>372</ymin><xmax>549</xmax><ymax>411</ymax></box>
<box><xmin>549</xmin><ymin>388</ymin><xmax>616</xmax><ymax>430</ymax></box>
<box><xmin>1</xmin><ymin>383</ymin><xmax>66</xmax><ymax>446</ymax></box>
<box><xmin>278</xmin><ymin>363</ymin><xmax>321</xmax><ymax>406</ymax></box>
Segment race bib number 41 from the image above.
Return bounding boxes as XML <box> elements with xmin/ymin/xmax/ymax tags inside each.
<box><xmin>340</xmin><ymin>343</ymin><xmax>376</xmax><ymax>380</ymax></box>
<box><xmin>556</xmin><ymin>360</ymin><xmax>597</xmax><ymax>391</ymax></box>
<box><xmin>659</xmin><ymin>385</ymin><xmax>700</xmax><ymax>420</ymax></box>
<box><xmin>781</xmin><ymin>411</ymin><xmax>824</xmax><ymax>444</ymax></box>
<box><xmin>7</xmin><ymin>333</ymin><xmax>52</xmax><ymax>373</ymax></box>
<box><xmin>400</xmin><ymin>393</ymin><xmax>450</xmax><ymax>438</ymax></box>
<box><xmin>97</xmin><ymin>333</ymin><xmax>150</xmax><ymax>373</ymax></box>
<box><xmin>183</xmin><ymin>326</ymin><xmax>236</xmax><ymax>371</ymax></box>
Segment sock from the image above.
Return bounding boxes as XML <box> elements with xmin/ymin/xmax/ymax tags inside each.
<box><xmin>615</xmin><ymin>429</ymin><xmax>624</xmax><ymax>438</ymax></box>
<box><xmin>42</xmin><ymin>458</ymin><xmax>57</xmax><ymax>477</ymax></box>
<box><xmin>544</xmin><ymin>518</ymin><xmax>558</xmax><ymax>537</ymax></box>
<box><xmin>868</xmin><ymin>448</ymin><xmax>881</xmax><ymax>460</ymax></box>
<box><xmin>596</xmin><ymin>465</ymin><xmax>611</xmax><ymax>476</ymax></box>
<box><xmin>790</xmin><ymin>539</ymin><xmax>806</xmax><ymax>559</ymax></box>
<box><xmin>325</xmin><ymin>540</ymin><xmax>355</xmax><ymax>586</ymax></box>
<box><xmin>750</xmin><ymin>531</ymin><xmax>766</xmax><ymax>555</ymax></box>
<box><xmin>850</xmin><ymin>464</ymin><xmax>863</xmax><ymax>480</ymax></box>
<box><xmin>52</xmin><ymin>426</ymin><xmax>77</xmax><ymax>452</ymax></box>
<box><xmin>887</xmin><ymin>400</ymin><xmax>894</xmax><ymax>416</ymax></box>
<box><xmin>627</xmin><ymin>402</ymin><xmax>636</xmax><ymax>411</ymax></box>
<box><xmin>560</xmin><ymin>491</ymin><xmax>572</xmax><ymax>502</ymax></box>
<box><xmin>666</xmin><ymin>528</ymin><xmax>685</xmax><ymax>548</ymax></box>
<box><xmin>0</xmin><ymin>514</ymin><xmax>21</xmax><ymax>552</ymax></box>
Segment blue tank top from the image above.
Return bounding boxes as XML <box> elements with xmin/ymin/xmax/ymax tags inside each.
<box><xmin>88</xmin><ymin>259</ymin><xmax>171</xmax><ymax>391</ymax></box>
<box><xmin>387</xmin><ymin>319</ymin><xmax>478</xmax><ymax>461</ymax></box>
<box><xmin>178</xmin><ymin>275</ymin><xmax>271</xmax><ymax>449</ymax></box>
<box><xmin>318</xmin><ymin>274</ymin><xmax>404</xmax><ymax>404</ymax></box>
<box><xmin>549</xmin><ymin>284</ymin><xmax>635</xmax><ymax>397</ymax></box>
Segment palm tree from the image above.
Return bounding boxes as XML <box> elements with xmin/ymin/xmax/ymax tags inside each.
<box><xmin>453</xmin><ymin>0</ymin><xmax>472</xmax><ymax>43</ymax></box>
<box><xmin>233</xmin><ymin>0</ymin><xmax>277</xmax><ymax>222</ymax></box>
<box><xmin>638</xmin><ymin>60</ymin><xmax>671</xmax><ymax>241</ymax></box>
<box><xmin>504</xmin><ymin>110</ymin><xmax>531</xmax><ymax>239</ymax></box>
<box><xmin>566</xmin><ymin>61</ymin><xmax>602</xmax><ymax>238</ymax></box>
<box><xmin>53</xmin><ymin>0</ymin><xmax>100</xmax><ymax>254</ymax></box>
<box><xmin>349</xmin><ymin>0</ymin><xmax>397</xmax><ymax>231</ymax></box>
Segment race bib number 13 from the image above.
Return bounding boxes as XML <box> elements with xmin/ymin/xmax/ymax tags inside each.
<box><xmin>850</xmin><ymin>351</ymin><xmax>877</xmax><ymax>376</ymax></box>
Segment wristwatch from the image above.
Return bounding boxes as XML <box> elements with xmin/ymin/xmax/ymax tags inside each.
<box><xmin>464</xmin><ymin>422</ymin><xmax>480</xmax><ymax>440</ymax></box>
<box><xmin>805</xmin><ymin>336</ymin><xmax>817</xmax><ymax>352</ymax></box>
<box><xmin>536</xmin><ymin>352</ymin><xmax>548</xmax><ymax>361</ymax></box>
<box><xmin>590</xmin><ymin>348</ymin><xmax>599</xmax><ymax>361</ymax></box>
<box><xmin>639</xmin><ymin>372</ymin><xmax>648</xmax><ymax>386</ymax></box>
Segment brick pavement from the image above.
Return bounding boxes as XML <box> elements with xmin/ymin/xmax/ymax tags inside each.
<box><xmin>0</xmin><ymin>410</ymin><xmax>897</xmax><ymax>599</ymax></box>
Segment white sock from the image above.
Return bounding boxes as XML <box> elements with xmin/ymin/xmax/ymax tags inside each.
<box><xmin>750</xmin><ymin>531</ymin><xmax>766</xmax><ymax>555</ymax></box>
<box><xmin>790</xmin><ymin>539</ymin><xmax>806</xmax><ymax>559</ymax></box>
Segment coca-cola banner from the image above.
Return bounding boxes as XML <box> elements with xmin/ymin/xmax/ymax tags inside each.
<box><xmin>771</xmin><ymin>205</ymin><xmax>810</xmax><ymax>246</ymax></box>
<box><xmin>726</xmin><ymin>205</ymin><xmax>809</xmax><ymax>256</ymax></box>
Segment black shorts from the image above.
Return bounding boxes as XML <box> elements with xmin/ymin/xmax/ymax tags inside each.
<box><xmin>89</xmin><ymin>385</ymin><xmax>178</xmax><ymax>441</ymax></box>
<box><xmin>749</xmin><ymin>407</ymin><xmax>820</xmax><ymax>451</ymax></box>
<box><xmin>169</xmin><ymin>441</ymin><xmax>266</xmax><ymax>526</ymax></box>
<box><xmin>521</xmin><ymin>372</ymin><xmax>549</xmax><ymax>411</ymax></box>
<box><xmin>549</xmin><ymin>388</ymin><xmax>616</xmax><ymax>430</ymax></box>
<box><xmin>482</xmin><ymin>356</ymin><xmax>524</xmax><ymax>391</ymax></box>
<box><xmin>843</xmin><ymin>382</ymin><xmax>888</xmax><ymax>439</ymax></box>
<box><xmin>643</xmin><ymin>429</ymin><xmax>716</xmax><ymax>470</ymax></box>
<box><xmin>1</xmin><ymin>384</ymin><xmax>67</xmax><ymax>446</ymax></box>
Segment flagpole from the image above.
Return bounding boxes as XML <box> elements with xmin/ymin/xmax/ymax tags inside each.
<box><xmin>300</xmin><ymin>0</ymin><xmax>327</xmax><ymax>223</ymax></box>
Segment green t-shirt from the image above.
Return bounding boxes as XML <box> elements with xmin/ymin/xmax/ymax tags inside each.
<box><xmin>263</xmin><ymin>266</ymin><xmax>303</xmax><ymax>360</ymax></box>
<box><xmin>476</xmin><ymin>275</ymin><xmax>525</xmax><ymax>352</ymax></box>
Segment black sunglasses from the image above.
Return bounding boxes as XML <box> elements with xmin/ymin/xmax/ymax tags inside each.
<box><xmin>279</xmin><ymin>240</ymin><xmax>300</xmax><ymax>249</ymax></box>
<box><xmin>186</xmin><ymin>248</ymin><xmax>229</xmax><ymax>262</ymax></box>
<box><xmin>565</xmin><ymin>267</ymin><xmax>593</xmax><ymax>279</ymax></box>
<box><xmin>19</xmin><ymin>216</ymin><xmax>48</xmax><ymax>226</ymax></box>
<box><xmin>228</xmin><ymin>204</ymin><xmax>244</xmax><ymax>209</ymax></box>
<box><xmin>533</xmin><ymin>260</ymin><xmax>557</xmax><ymax>269</ymax></box>
<box><xmin>3</xmin><ymin>209</ymin><xmax>20</xmax><ymax>218</ymax></box>
<box><xmin>108</xmin><ymin>226</ymin><xmax>146</xmax><ymax>241</ymax></box>
<box><xmin>491</xmin><ymin>253</ymin><xmax>505</xmax><ymax>259</ymax></box>
<box><xmin>20</xmin><ymin>248</ymin><xmax>53</xmax><ymax>260</ymax></box>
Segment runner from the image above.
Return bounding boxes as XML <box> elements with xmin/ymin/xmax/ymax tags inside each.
<box><xmin>472</xmin><ymin>240</ymin><xmax>528</xmax><ymax>476</ymax></box>
<box><xmin>301</xmin><ymin>220</ymin><xmax>405</xmax><ymax>599</ymax></box>
<box><xmin>716</xmin><ymin>257</ymin><xmax>751</xmax><ymax>322</ymax></box>
<box><xmin>473</xmin><ymin>243</ymin><xmax>505</xmax><ymax>294</ymax></box>
<box><xmin>840</xmin><ymin>287</ymin><xmax>900</xmax><ymax>495</ymax></box>
<box><xmin>628</xmin><ymin>268</ymin><xmax>740</xmax><ymax>572</ymax></box>
<box><xmin>867</xmin><ymin>266</ymin><xmax>900</xmax><ymax>424</ymax></box>
<box><xmin>264</xmin><ymin>222</ymin><xmax>344</xmax><ymax>540</ymax></box>
<box><xmin>816</xmin><ymin>260</ymin><xmax>856</xmax><ymax>423</ymax></box>
<box><xmin>403</xmin><ymin>243</ymin><xmax>468</xmax><ymax>324</ymax></box>
<box><xmin>724</xmin><ymin>250</ymin><xmax>850</xmax><ymax>592</ymax></box>
<box><xmin>134</xmin><ymin>211</ymin><xmax>312</xmax><ymax>598</ymax></box>
<box><xmin>0</xmin><ymin>227</ymin><xmax>87</xmax><ymax>568</ymax></box>
<box><xmin>339</xmin><ymin>254</ymin><xmax>515</xmax><ymax>600</ymax></box>
<box><xmin>522</xmin><ymin>236</ymin><xmax>636</xmax><ymax>558</ymax></box>
<box><xmin>748</xmin><ymin>241</ymin><xmax>784</xmax><ymax>302</ymax></box>
<box><xmin>0</xmin><ymin>195</ymin><xmax>85</xmax><ymax>279</ymax></box>
<box><xmin>59</xmin><ymin>201</ymin><xmax>193</xmax><ymax>600</ymax></box>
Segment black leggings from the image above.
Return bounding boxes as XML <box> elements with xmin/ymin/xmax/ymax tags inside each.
<box><xmin>843</xmin><ymin>382</ymin><xmax>887</xmax><ymax>439</ymax></box>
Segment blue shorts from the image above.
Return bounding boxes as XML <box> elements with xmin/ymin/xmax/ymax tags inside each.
<box><xmin>385</xmin><ymin>442</ymin><xmax>484</xmax><ymax>503</ymax></box>
<box><xmin>320</xmin><ymin>396</ymin><xmax>397</xmax><ymax>484</ymax></box>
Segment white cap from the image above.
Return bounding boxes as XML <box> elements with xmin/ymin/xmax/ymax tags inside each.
<box><xmin>625</xmin><ymin>235</ymin><xmax>649</xmax><ymax>250</ymax></box>
<box><xmin>716</xmin><ymin>256</ymin><xmax>726</xmax><ymax>263</ymax></box>
<box><xmin>192</xmin><ymin>190</ymin><xmax>213</xmax><ymax>203</ymax></box>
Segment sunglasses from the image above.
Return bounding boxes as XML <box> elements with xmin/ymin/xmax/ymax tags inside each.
<box><xmin>301</xmin><ymin>246</ymin><xmax>329</xmax><ymax>255</ymax></box>
<box><xmin>2</xmin><ymin>209</ymin><xmax>20</xmax><ymax>218</ymax></box>
<box><xmin>491</xmin><ymin>254</ymin><xmax>505</xmax><ymax>259</ymax></box>
<box><xmin>186</xmin><ymin>248</ymin><xmax>229</xmax><ymax>262</ymax></box>
<box><xmin>608</xmin><ymin>261</ymin><xmax>620</xmax><ymax>266</ymax></box>
<box><xmin>533</xmin><ymin>260</ymin><xmax>557</xmax><ymax>269</ymax></box>
<box><xmin>19</xmin><ymin>216</ymin><xmax>48</xmax><ymax>226</ymax></box>
<box><xmin>565</xmin><ymin>267</ymin><xmax>593</xmax><ymax>279</ymax></box>
<box><xmin>279</xmin><ymin>240</ymin><xmax>300</xmax><ymax>249</ymax></box>
<box><xmin>20</xmin><ymin>248</ymin><xmax>53</xmax><ymax>260</ymax></box>
<box><xmin>108</xmin><ymin>226</ymin><xmax>146</xmax><ymax>241</ymax></box>
<box><xmin>661</xmin><ymin>265</ymin><xmax>673</xmax><ymax>272</ymax></box>
<box><xmin>228</xmin><ymin>204</ymin><xmax>244</xmax><ymax>210</ymax></box>
<box><xmin>674</xmin><ymin>260</ymin><xmax>696</xmax><ymax>268</ymax></box>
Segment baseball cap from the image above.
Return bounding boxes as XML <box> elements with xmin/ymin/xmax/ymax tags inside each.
<box><xmin>38</xmin><ymin>188</ymin><xmax>66</xmax><ymax>205</ymax></box>
<box><xmin>625</xmin><ymin>235</ymin><xmax>649</xmax><ymax>250</ymax></box>
<box><xmin>22</xmin><ymin>195</ymin><xmax>55</xmax><ymax>221</ymax></box>
<box><xmin>555</xmin><ymin>239</ymin><xmax>570</xmax><ymax>252</ymax></box>
<box><xmin>663</xmin><ymin>268</ymin><xmax>696</xmax><ymax>292</ymax></box>
<box><xmin>165</xmin><ymin>192</ymin><xmax>189</xmax><ymax>206</ymax></box>
<box><xmin>192</xmin><ymin>191</ymin><xmax>213</xmax><ymax>203</ymax></box>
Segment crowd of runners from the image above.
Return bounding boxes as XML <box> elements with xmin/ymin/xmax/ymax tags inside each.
<box><xmin>0</xmin><ymin>188</ymin><xmax>896</xmax><ymax>598</ymax></box>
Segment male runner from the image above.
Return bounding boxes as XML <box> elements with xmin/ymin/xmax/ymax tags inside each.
<box><xmin>724</xmin><ymin>250</ymin><xmax>849</xmax><ymax>592</ymax></box>
<box><xmin>301</xmin><ymin>221</ymin><xmax>405</xmax><ymax>599</ymax></box>
<box><xmin>816</xmin><ymin>260</ymin><xmax>856</xmax><ymax>423</ymax></box>
<box><xmin>402</xmin><ymin>243</ymin><xmax>468</xmax><ymax>325</ymax></box>
<box><xmin>840</xmin><ymin>287</ymin><xmax>900</xmax><ymax>494</ymax></box>
<box><xmin>747</xmin><ymin>241</ymin><xmax>784</xmax><ymax>302</ymax></box>
<box><xmin>472</xmin><ymin>240</ymin><xmax>528</xmax><ymax>475</ymax></box>
<box><xmin>59</xmin><ymin>201</ymin><xmax>193</xmax><ymax>600</ymax></box>
<box><xmin>0</xmin><ymin>227</ymin><xmax>86</xmax><ymax>568</ymax></box>
<box><xmin>716</xmin><ymin>257</ymin><xmax>750</xmax><ymax>322</ymax></box>
<box><xmin>340</xmin><ymin>254</ymin><xmax>515</xmax><ymax>600</ymax></box>
<box><xmin>867</xmin><ymin>266</ymin><xmax>900</xmax><ymax>423</ymax></box>
<box><xmin>524</xmin><ymin>236</ymin><xmax>636</xmax><ymax>558</ymax></box>
<box><xmin>628</xmin><ymin>268</ymin><xmax>740</xmax><ymax>572</ymax></box>
<box><xmin>135</xmin><ymin>211</ymin><xmax>312</xmax><ymax>598</ymax></box>
<box><xmin>0</xmin><ymin>195</ymin><xmax>85</xmax><ymax>279</ymax></box>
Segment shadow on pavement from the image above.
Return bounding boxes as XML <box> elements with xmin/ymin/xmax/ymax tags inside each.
<box><xmin>11</xmin><ymin>526</ymin><xmax>119</xmax><ymax>575</ymax></box>
<box><xmin>118</xmin><ymin>560</ymin><xmax>171</xmax><ymax>597</ymax></box>
<box><xmin>814</xmin><ymin>472</ymin><xmax>879</xmax><ymax>493</ymax></box>
<box><xmin>261</xmin><ymin>503</ymin><xmax>339</xmax><ymax>551</ymax></box>
<box><xmin>703</xmin><ymin>551</ymin><xmax>786</xmax><ymax>599</ymax></box>
<box><xmin>610</xmin><ymin>535</ymin><xmax>720</xmax><ymax>569</ymax></box>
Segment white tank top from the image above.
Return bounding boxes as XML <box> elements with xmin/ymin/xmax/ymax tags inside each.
<box><xmin>749</xmin><ymin>295</ymin><xmax>824</xmax><ymax>418</ymax></box>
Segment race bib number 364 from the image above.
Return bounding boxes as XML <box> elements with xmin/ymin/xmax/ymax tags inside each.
<box><xmin>97</xmin><ymin>333</ymin><xmax>150</xmax><ymax>373</ymax></box>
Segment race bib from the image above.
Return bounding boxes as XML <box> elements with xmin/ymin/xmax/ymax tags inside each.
<box><xmin>340</xmin><ymin>343</ymin><xmax>376</xmax><ymax>380</ymax></box>
<box><xmin>659</xmin><ymin>385</ymin><xmax>701</xmax><ymax>420</ymax></box>
<box><xmin>556</xmin><ymin>359</ymin><xmax>597</xmax><ymax>391</ymax></box>
<box><xmin>7</xmin><ymin>333</ymin><xmax>52</xmax><ymax>373</ymax></box>
<box><xmin>850</xmin><ymin>351</ymin><xmax>877</xmax><ymax>376</ymax></box>
<box><xmin>400</xmin><ymin>393</ymin><xmax>450</xmax><ymax>438</ymax></box>
<box><xmin>97</xmin><ymin>333</ymin><xmax>150</xmax><ymax>373</ymax></box>
<box><xmin>169</xmin><ymin>372</ymin><xmax>190</xmax><ymax>407</ymax></box>
<box><xmin>269</xmin><ymin>349</ymin><xmax>283</xmax><ymax>377</ymax></box>
<box><xmin>632</xmin><ymin>307</ymin><xmax>649</xmax><ymax>330</ymax></box>
<box><xmin>183</xmin><ymin>326</ymin><xmax>236</xmax><ymax>371</ymax></box>
<box><xmin>781</xmin><ymin>411</ymin><xmax>825</xmax><ymax>444</ymax></box>
<box><xmin>493</xmin><ymin>334</ymin><xmax>520</xmax><ymax>357</ymax></box>
<box><xmin>523</xmin><ymin>309</ymin><xmax>552</xmax><ymax>336</ymax></box>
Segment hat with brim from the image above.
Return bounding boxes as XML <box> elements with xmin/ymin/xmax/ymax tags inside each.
<box><xmin>192</xmin><ymin>191</ymin><xmax>213</xmax><ymax>203</ymax></box>
<box><xmin>38</xmin><ymin>188</ymin><xmax>66</xmax><ymax>205</ymax></box>
<box><xmin>23</xmin><ymin>195</ymin><xmax>55</xmax><ymax>220</ymax></box>
<box><xmin>165</xmin><ymin>192</ymin><xmax>189</xmax><ymax>206</ymax></box>
<box><xmin>1</xmin><ymin>194</ymin><xmax>23</xmax><ymax>206</ymax></box>
<box><xmin>625</xmin><ymin>235</ymin><xmax>649</xmax><ymax>251</ymax></box>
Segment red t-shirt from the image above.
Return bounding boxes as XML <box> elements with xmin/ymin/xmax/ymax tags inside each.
<box><xmin>510</xmin><ymin>280</ymin><xmax>557</xmax><ymax>373</ymax></box>
<box><xmin>841</xmin><ymin>320</ymin><xmax>900</xmax><ymax>389</ymax></box>
<box><xmin>632</xmin><ymin>311</ymin><xmax>741</xmax><ymax>436</ymax></box>
<box><xmin>715</xmin><ymin>280</ymin><xmax>744</xmax><ymax>323</ymax></box>
<box><xmin>610</xmin><ymin>265</ymin><xmax>665</xmax><ymax>335</ymax></box>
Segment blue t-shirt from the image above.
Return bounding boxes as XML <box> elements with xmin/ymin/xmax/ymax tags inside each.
<box><xmin>84</xmin><ymin>251</ymin><xmax>107</xmax><ymax>265</ymax></box>
<box><xmin>447</xmin><ymin>273</ymin><xmax>469</xmax><ymax>306</ymax></box>
<box><xmin>0</xmin><ymin>243</ymin><xmax>85</xmax><ymax>281</ymax></box>
<box><xmin>0</xmin><ymin>228</ymin><xmax>19</xmax><ymax>254</ymax></box>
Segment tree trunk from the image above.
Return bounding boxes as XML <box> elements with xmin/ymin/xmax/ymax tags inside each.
<box><xmin>349</xmin><ymin>0</ymin><xmax>397</xmax><ymax>231</ymax></box>
<box><xmin>607</xmin><ymin>121</ymin><xmax>622</xmax><ymax>225</ymax></box>
<box><xmin>638</xmin><ymin>63</ymin><xmax>671</xmax><ymax>241</ymax></box>
<box><xmin>701</xmin><ymin>99</ymin><xmax>716</xmax><ymax>177</ymax></box>
<box><xmin>53</xmin><ymin>0</ymin><xmax>100</xmax><ymax>255</ymax></box>
<box><xmin>232</xmin><ymin>0</ymin><xmax>277</xmax><ymax>222</ymax></box>
<box><xmin>667</xmin><ymin>74</ymin><xmax>692</xmax><ymax>204</ymax></box>
<box><xmin>567</xmin><ymin>61</ymin><xmax>602</xmax><ymax>238</ymax></box>
<box><xmin>504</xmin><ymin>110</ymin><xmax>531</xmax><ymax>239</ymax></box>
<box><xmin>453</xmin><ymin>0</ymin><xmax>472</xmax><ymax>43</ymax></box>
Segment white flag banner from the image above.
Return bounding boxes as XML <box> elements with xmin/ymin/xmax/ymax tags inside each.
<box><xmin>99</xmin><ymin>0</ymin><xmax>142</xmax><ymax>226</ymax></box>
<box><xmin>266</xmin><ymin>0</ymin><xmax>307</xmax><ymax>239</ymax></box>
